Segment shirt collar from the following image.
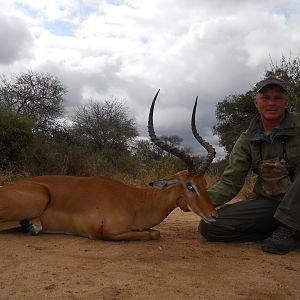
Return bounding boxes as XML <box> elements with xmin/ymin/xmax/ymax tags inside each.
<box><xmin>247</xmin><ymin>110</ymin><xmax>295</xmax><ymax>141</ymax></box>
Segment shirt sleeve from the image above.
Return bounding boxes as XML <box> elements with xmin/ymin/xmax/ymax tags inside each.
<box><xmin>208</xmin><ymin>132</ymin><xmax>252</xmax><ymax>207</ymax></box>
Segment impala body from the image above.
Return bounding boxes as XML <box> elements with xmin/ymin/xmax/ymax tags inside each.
<box><xmin>0</xmin><ymin>91</ymin><xmax>217</xmax><ymax>241</ymax></box>
<box><xmin>0</xmin><ymin>171</ymin><xmax>215</xmax><ymax>240</ymax></box>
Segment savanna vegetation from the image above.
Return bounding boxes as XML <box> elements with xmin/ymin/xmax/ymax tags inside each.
<box><xmin>1</xmin><ymin>56</ymin><xmax>300</xmax><ymax>200</ymax></box>
<box><xmin>0</xmin><ymin>70</ymin><xmax>211</xmax><ymax>187</ymax></box>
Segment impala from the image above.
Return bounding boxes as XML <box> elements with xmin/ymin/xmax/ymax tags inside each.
<box><xmin>0</xmin><ymin>91</ymin><xmax>217</xmax><ymax>241</ymax></box>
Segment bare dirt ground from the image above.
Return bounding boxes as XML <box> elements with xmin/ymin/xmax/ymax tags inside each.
<box><xmin>0</xmin><ymin>209</ymin><xmax>299</xmax><ymax>300</ymax></box>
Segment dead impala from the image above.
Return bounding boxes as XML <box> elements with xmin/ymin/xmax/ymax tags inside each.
<box><xmin>0</xmin><ymin>91</ymin><xmax>217</xmax><ymax>241</ymax></box>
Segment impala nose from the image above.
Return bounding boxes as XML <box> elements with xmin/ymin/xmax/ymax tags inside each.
<box><xmin>211</xmin><ymin>210</ymin><xmax>218</xmax><ymax>220</ymax></box>
<box><xmin>202</xmin><ymin>210</ymin><xmax>218</xmax><ymax>224</ymax></box>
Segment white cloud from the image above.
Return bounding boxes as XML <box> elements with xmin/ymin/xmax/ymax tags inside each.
<box><xmin>0</xmin><ymin>14</ymin><xmax>34</xmax><ymax>64</ymax></box>
<box><xmin>1</xmin><ymin>0</ymin><xmax>300</xmax><ymax>158</ymax></box>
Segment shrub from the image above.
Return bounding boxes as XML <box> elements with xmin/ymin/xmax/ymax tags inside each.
<box><xmin>0</xmin><ymin>108</ymin><xmax>34</xmax><ymax>171</ymax></box>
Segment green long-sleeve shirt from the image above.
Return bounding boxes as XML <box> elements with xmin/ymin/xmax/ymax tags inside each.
<box><xmin>208</xmin><ymin>111</ymin><xmax>300</xmax><ymax>207</ymax></box>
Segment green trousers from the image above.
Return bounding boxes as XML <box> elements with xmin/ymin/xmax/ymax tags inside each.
<box><xmin>199</xmin><ymin>168</ymin><xmax>300</xmax><ymax>242</ymax></box>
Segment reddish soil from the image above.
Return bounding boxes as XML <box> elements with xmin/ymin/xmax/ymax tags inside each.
<box><xmin>0</xmin><ymin>209</ymin><xmax>299</xmax><ymax>300</ymax></box>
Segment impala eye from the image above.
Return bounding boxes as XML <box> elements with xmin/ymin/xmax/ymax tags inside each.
<box><xmin>186</xmin><ymin>184</ymin><xmax>196</xmax><ymax>192</ymax></box>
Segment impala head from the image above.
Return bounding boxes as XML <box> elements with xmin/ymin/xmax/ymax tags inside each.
<box><xmin>148</xmin><ymin>90</ymin><xmax>218</xmax><ymax>223</ymax></box>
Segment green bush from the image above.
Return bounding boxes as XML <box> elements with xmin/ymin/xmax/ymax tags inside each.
<box><xmin>25</xmin><ymin>134</ymin><xmax>105</xmax><ymax>176</ymax></box>
<box><xmin>0</xmin><ymin>109</ymin><xmax>34</xmax><ymax>170</ymax></box>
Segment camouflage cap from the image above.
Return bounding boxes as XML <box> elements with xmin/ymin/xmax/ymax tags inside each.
<box><xmin>255</xmin><ymin>76</ymin><xmax>287</xmax><ymax>93</ymax></box>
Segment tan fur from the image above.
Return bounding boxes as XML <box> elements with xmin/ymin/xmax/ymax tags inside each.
<box><xmin>0</xmin><ymin>172</ymin><xmax>217</xmax><ymax>241</ymax></box>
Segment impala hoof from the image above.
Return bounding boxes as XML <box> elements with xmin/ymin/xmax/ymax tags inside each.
<box><xmin>150</xmin><ymin>230</ymin><xmax>160</xmax><ymax>240</ymax></box>
<box><xmin>20</xmin><ymin>219</ymin><xmax>42</xmax><ymax>235</ymax></box>
<box><xmin>28</xmin><ymin>225</ymin><xmax>39</xmax><ymax>236</ymax></box>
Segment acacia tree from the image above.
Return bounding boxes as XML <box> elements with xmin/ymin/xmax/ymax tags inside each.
<box><xmin>133</xmin><ymin>135</ymin><xmax>185</xmax><ymax>161</ymax></box>
<box><xmin>266</xmin><ymin>56</ymin><xmax>300</xmax><ymax>112</ymax></box>
<box><xmin>213</xmin><ymin>55</ymin><xmax>300</xmax><ymax>155</ymax></box>
<box><xmin>213</xmin><ymin>91</ymin><xmax>256</xmax><ymax>154</ymax></box>
<box><xmin>0</xmin><ymin>70</ymin><xmax>67</xmax><ymax>132</ymax></box>
<box><xmin>72</xmin><ymin>99</ymin><xmax>138</xmax><ymax>154</ymax></box>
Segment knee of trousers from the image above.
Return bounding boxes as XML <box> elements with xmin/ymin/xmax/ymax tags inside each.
<box><xmin>198</xmin><ymin>220</ymin><xmax>219</xmax><ymax>242</ymax></box>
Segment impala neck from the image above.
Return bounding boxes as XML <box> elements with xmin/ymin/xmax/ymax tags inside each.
<box><xmin>133</xmin><ymin>187</ymin><xmax>180</xmax><ymax>229</ymax></box>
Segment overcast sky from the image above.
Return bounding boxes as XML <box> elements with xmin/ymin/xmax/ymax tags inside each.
<box><xmin>1</xmin><ymin>0</ymin><xmax>300</xmax><ymax>158</ymax></box>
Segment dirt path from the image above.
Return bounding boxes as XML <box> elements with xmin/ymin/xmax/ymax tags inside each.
<box><xmin>0</xmin><ymin>209</ymin><xmax>299</xmax><ymax>300</ymax></box>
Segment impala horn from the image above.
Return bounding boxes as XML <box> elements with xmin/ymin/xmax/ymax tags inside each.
<box><xmin>191</xmin><ymin>96</ymin><xmax>216</xmax><ymax>175</ymax></box>
<box><xmin>148</xmin><ymin>90</ymin><xmax>197</xmax><ymax>176</ymax></box>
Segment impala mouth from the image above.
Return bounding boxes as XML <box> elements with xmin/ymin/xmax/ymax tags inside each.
<box><xmin>202</xmin><ymin>213</ymin><xmax>217</xmax><ymax>224</ymax></box>
<box><xmin>202</xmin><ymin>217</ymin><xmax>215</xmax><ymax>224</ymax></box>
<box><xmin>176</xmin><ymin>197</ymin><xmax>217</xmax><ymax>223</ymax></box>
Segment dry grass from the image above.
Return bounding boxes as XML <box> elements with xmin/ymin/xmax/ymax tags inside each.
<box><xmin>112</xmin><ymin>171</ymin><xmax>257</xmax><ymax>203</ymax></box>
<box><xmin>236</xmin><ymin>174</ymin><xmax>257</xmax><ymax>199</ymax></box>
<box><xmin>0</xmin><ymin>171</ymin><xmax>30</xmax><ymax>185</ymax></box>
<box><xmin>0</xmin><ymin>170</ymin><xmax>257</xmax><ymax>202</ymax></box>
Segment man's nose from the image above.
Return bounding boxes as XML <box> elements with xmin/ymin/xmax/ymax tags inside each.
<box><xmin>265</xmin><ymin>98</ymin><xmax>278</xmax><ymax>103</ymax></box>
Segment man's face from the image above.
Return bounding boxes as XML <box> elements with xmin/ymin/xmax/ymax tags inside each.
<box><xmin>254</xmin><ymin>86</ymin><xmax>288</xmax><ymax>124</ymax></box>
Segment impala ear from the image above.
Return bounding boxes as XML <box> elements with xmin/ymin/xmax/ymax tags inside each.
<box><xmin>149</xmin><ymin>179</ymin><xmax>180</xmax><ymax>190</ymax></box>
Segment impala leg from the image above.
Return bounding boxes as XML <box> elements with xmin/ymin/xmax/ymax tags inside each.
<box><xmin>20</xmin><ymin>217</ymin><xmax>42</xmax><ymax>235</ymax></box>
<box><xmin>105</xmin><ymin>229</ymin><xmax>161</xmax><ymax>241</ymax></box>
<box><xmin>0</xmin><ymin>221</ymin><xmax>23</xmax><ymax>231</ymax></box>
<box><xmin>0</xmin><ymin>181</ymin><xmax>49</xmax><ymax>232</ymax></box>
<box><xmin>28</xmin><ymin>217</ymin><xmax>43</xmax><ymax>236</ymax></box>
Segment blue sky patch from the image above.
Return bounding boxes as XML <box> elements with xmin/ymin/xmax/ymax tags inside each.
<box><xmin>44</xmin><ymin>20</ymin><xmax>76</xmax><ymax>37</ymax></box>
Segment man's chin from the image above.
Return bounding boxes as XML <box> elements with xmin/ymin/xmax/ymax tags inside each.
<box><xmin>263</xmin><ymin>113</ymin><xmax>284</xmax><ymax>121</ymax></box>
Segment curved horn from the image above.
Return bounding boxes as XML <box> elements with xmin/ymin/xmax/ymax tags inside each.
<box><xmin>148</xmin><ymin>90</ymin><xmax>197</xmax><ymax>176</ymax></box>
<box><xmin>191</xmin><ymin>97</ymin><xmax>216</xmax><ymax>175</ymax></box>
